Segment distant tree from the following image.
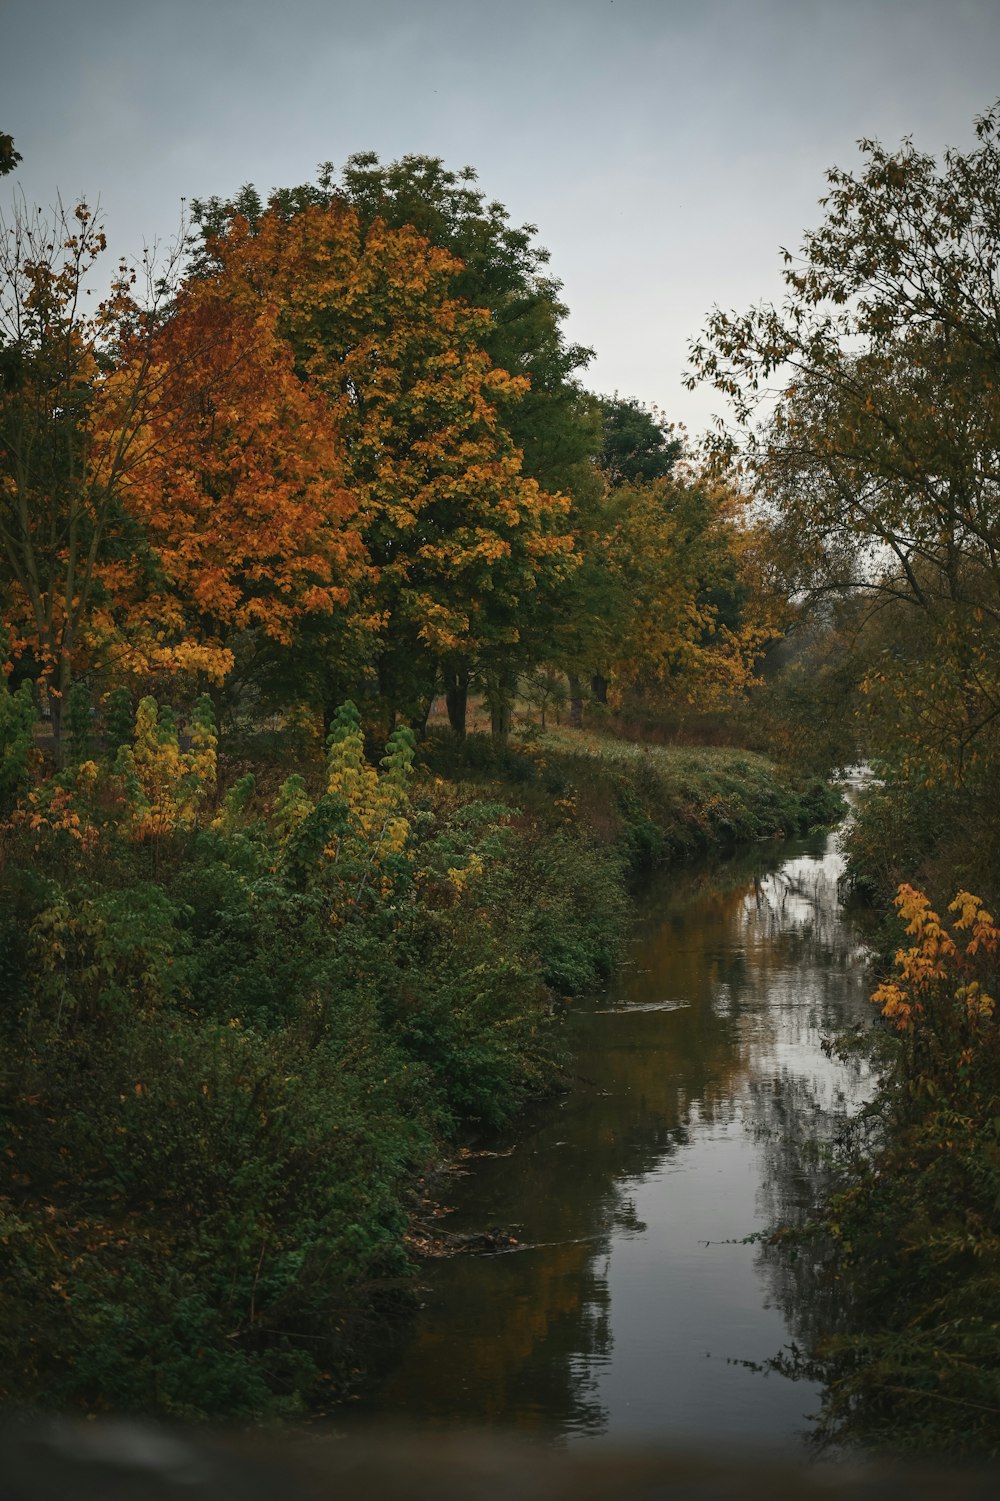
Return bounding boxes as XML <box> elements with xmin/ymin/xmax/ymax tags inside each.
<box><xmin>603</xmin><ymin>470</ymin><xmax>767</xmax><ymax>712</ymax></box>
<box><xmin>545</xmin><ymin>397</ymin><xmax>682</xmax><ymax>713</ymax></box>
<box><xmin>599</xmin><ymin>395</ymin><xmax>681</xmax><ymax>487</ymax></box>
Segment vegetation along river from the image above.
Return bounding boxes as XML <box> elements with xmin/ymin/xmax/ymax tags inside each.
<box><xmin>353</xmin><ymin>790</ymin><xmax>873</xmax><ymax>1447</ymax></box>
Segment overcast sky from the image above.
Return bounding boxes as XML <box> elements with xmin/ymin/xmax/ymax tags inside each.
<box><xmin>3</xmin><ymin>0</ymin><xmax>998</xmax><ymax>439</ymax></box>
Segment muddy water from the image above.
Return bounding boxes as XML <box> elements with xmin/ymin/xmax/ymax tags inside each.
<box><xmin>355</xmin><ymin>814</ymin><xmax>873</xmax><ymax>1447</ymax></box>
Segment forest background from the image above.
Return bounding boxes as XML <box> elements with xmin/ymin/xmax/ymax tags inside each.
<box><xmin>3</xmin><ymin>82</ymin><xmax>1000</xmax><ymax>1456</ymax></box>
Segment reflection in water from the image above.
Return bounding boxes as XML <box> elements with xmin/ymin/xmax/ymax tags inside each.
<box><xmin>353</xmin><ymin>821</ymin><xmax>872</xmax><ymax>1447</ymax></box>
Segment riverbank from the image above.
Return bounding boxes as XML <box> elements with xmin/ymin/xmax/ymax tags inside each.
<box><xmin>768</xmin><ymin>768</ymin><xmax>1000</xmax><ymax>1459</ymax></box>
<box><xmin>0</xmin><ymin>721</ymin><xmax>842</xmax><ymax>1421</ymax></box>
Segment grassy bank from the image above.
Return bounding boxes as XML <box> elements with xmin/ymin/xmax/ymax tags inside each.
<box><xmin>0</xmin><ymin>715</ymin><xmax>841</xmax><ymax>1421</ymax></box>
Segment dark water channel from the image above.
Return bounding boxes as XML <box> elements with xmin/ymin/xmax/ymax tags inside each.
<box><xmin>353</xmin><ymin>803</ymin><xmax>874</xmax><ymax>1448</ymax></box>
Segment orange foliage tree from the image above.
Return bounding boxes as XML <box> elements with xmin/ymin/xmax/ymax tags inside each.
<box><xmin>107</xmin><ymin>273</ymin><xmax>371</xmax><ymax>690</ymax></box>
<box><xmin>197</xmin><ymin>204</ymin><xmax>578</xmax><ymax>727</ymax></box>
<box><xmin>1</xmin><ymin>197</ymin><xmax>381</xmax><ymax>742</ymax></box>
<box><xmin>873</xmin><ymin>883</ymin><xmax>999</xmax><ymax>1036</ymax></box>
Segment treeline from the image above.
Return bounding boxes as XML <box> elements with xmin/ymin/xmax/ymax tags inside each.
<box><xmin>1</xmin><ymin>151</ymin><xmax>768</xmax><ymax>758</ymax></box>
<box><xmin>689</xmin><ymin>101</ymin><xmax>1000</xmax><ymax>1456</ymax></box>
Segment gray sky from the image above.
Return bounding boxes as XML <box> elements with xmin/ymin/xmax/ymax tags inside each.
<box><xmin>3</xmin><ymin>0</ymin><xmax>999</xmax><ymax>439</ymax></box>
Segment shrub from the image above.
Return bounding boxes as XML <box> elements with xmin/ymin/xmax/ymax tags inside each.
<box><xmin>779</xmin><ymin>884</ymin><xmax>1000</xmax><ymax>1456</ymax></box>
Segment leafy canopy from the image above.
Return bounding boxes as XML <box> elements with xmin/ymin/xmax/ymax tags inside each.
<box><xmin>689</xmin><ymin>99</ymin><xmax>1000</xmax><ymax>784</ymax></box>
<box><xmin>192</xmin><ymin>152</ymin><xmax>599</xmax><ymax>499</ymax></box>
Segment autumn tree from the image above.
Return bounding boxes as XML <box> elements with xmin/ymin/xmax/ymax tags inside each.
<box><xmin>602</xmin><ymin>468</ymin><xmax>767</xmax><ymax>713</ymax></box>
<box><xmin>688</xmin><ymin>100</ymin><xmax>1000</xmax><ymax>784</ymax></box>
<box><xmin>194</xmin><ymin>204</ymin><xmax>577</xmax><ymax>733</ymax></box>
<box><xmin>111</xmin><ymin>265</ymin><xmax>370</xmax><ymax>700</ymax></box>
<box><xmin>193</xmin><ymin>156</ymin><xmax>602</xmax><ymax>733</ymax></box>
<box><xmin>193</xmin><ymin>153</ymin><xmax>598</xmax><ymax>497</ymax></box>
<box><xmin>304</xmin><ymin>154</ymin><xmax>601</xmax><ymax>735</ymax></box>
<box><xmin>563</xmin><ymin>396</ymin><xmax>684</xmax><ymax>712</ymax></box>
<box><xmin>599</xmin><ymin>395</ymin><xmax>681</xmax><ymax>488</ymax></box>
<box><xmin>0</xmin><ymin>199</ymin><xmax>190</xmax><ymax>746</ymax></box>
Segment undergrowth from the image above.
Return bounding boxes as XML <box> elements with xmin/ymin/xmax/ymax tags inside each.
<box><xmin>1</xmin><ymin>712</ymin><xmax>839</xmax><ymax>1419</ymax></box>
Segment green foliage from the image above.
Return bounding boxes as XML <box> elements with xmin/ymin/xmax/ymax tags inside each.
<box><xmin>1</xmin><ymin>679</ymin><xmax>840</xmax><ymax>1421</ymax></box>
<box><xmin>3</xmin><ymin>710</ymin><xmax>610</xmax><ymax>1417</ymax></box>
<box><xmin>509</xmin><ymin>829</ymin><xmax>628</xmax><ymax>993</ymax></box>
<box><xmin>599</xmin><ymin>394</ymin><xmax>681</xmax><ymax>487</ymax></box>
<box><xmin>843</xmin><ymin>755</ymin><xmax>1000</xmax><ymax>911</ymax></box>
<box><xmin>212</xmin><ymin>772</ymin><xmax>256</xmax><ymax>836</ymax></box>
<box><xmin>63</xmin><ymin>680</ymin><xmax>94</xmax><ymax>767</ymax></box>
<box><xmin>273</xmin><ymin>772</ymin><xmax>314</xmax><ymax>840</ymax></box>
<box><xmin>103</xmin><ymin>686</ymin><xmax>134</xmax><ymax>757</ymax></box>
<box><xmin>1</xmin><ymin>991</ymin><xmax>427</xmax><ymax>1417</ymax></box>
<box><xmin>0</xmin><ymin>647</ymin><xmax>35</xmax><ymax>814</ymax></box>
<box><xmin>534</xmin><ymin>729</ymin><xmax>844</xmax><ymax>864</ymax></box>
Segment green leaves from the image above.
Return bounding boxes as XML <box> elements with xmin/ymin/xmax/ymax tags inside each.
<box><xmin>690</xmin><ymin>98</ymin><xmax>1000</xmax><ymax>806</ymax></box>
<box><xmin>0</xmin><ymin>657</ymin><xmax>35</xmax><ymax>816</ymax></box>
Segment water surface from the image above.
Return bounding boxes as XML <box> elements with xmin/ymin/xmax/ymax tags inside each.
<box><xmin>355</xmin><ymin>818</ymin><xmax>872</xmax><ymax>1446</ymax></box>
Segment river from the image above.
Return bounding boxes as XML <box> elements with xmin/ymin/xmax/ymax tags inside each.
<box><xmin>351</xmin><ymin>802</ymin><xmax>873</xmax><ymax>1448</ymax></box>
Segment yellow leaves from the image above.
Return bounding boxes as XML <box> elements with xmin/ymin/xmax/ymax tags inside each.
<box><xmin>871</xmin><ymin>979</ymin><xmax>916</xmax><ymax>1029</ymax></box>
<box><xmin>603</xmin><ymin>470</ymin><xmax>769</xmax><ymax>712</ymax></box>
<box><xmin>873</xmin><ymin>882</ymin><xmax>1000</xmax><ymax>1033</ymax></box>
<box><xmin>317</xmin><ymin>705</ymin><xmax>414</xmax><ymax>921</ymax></box>
<box><xmin>955</xmin><ymin>982</ymin><xmax>996</xmax><ymax>1020</ymax></box>
<box><xmin>122</xmin><ymin>696</ymin><xmax>217</xmax><ymax>841</ymax></box>
<box><xmin>445</xmin><ymin>852</ymin><xmax>484</xmax><ymax>893</ymax></box>
<box><xmin>948</xmin><ymin>890</ymin><xmax>999</xmax><ymax>956</ymax></box>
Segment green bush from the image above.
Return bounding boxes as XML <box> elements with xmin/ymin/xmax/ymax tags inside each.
<box><xmin>0</xmin><ymin>779</ymin><xmax>567</xmax><ymax>1415</ymax></box>
<box><xmin>773</xmin><ymin>886</ymin><xmax>1000</xmax><ymax>1457</ymax></box>
<box><xmin>0</xmin><ymin>711</ymin><xmax>841</xmax><ymax>1420</ymax></box>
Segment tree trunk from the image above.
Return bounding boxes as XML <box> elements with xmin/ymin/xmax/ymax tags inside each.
<box><xmin>445</xmin><ymin>664</ymin><xmax>469</xmax><ymax>738</ymax></box>
<box><xmin>47</xmin><ymin>684</ymin><xmax>64</xmax><ymax>763</ymax></box>
<box><xmin>415</xmin><ymin>693</ymin><xmax>435</xmax><ymax>740</ymax></box>
<box><xmin>45</xmin><ymin>649</ymin><xmax>74</xmax><ymax>767</ymax></box>
<box><xmin>490</xmin><ymin>699</ymin><xmax>510</xmax><ymax>742</ymax></box>
<box><xmin>568</xmin><ymin>674</ymin><xmax>584</xmax><ymax>729</ymax></box>
<box><xmin>591</xmin><ymin>672</ymin><xmax>609</xmax><ymax>706</ymax></box>
<box><xmin>485</xmin><ymin>669</ymin><xmax>515</xmax><ymax>744</ymax></box>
